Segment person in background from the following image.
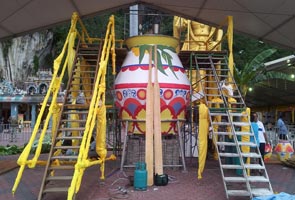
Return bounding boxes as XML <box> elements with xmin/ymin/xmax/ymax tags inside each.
<box><xmin>62</xmin><ymin>139</ymin><xmax>73</xmax><ymax>155</ymax></box>
<box><xmin>277</xmin><ymin>113</ymin><xmax>288</xmax><ymax>140</ymax></box>
<box><xmin>250</xmin><ymin>112</ymin><xmax>260</xmax><ymax>175</ymax></box>
<box><xmin>253</xmin><ymin>112</ymin><xmax>268</xmax><ymax>165</ymax></box>
<box><xmin>250</xmin><ymin>112</ymin><xmax>259</xmax><ymax>146</ymax></box>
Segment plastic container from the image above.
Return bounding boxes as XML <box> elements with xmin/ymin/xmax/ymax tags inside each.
<box><xmin>134</xmin><ymin>162</ymin><xmax>147</xmax><ymax>191</ymax></box>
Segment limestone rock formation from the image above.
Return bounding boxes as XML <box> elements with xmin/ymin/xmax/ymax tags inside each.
<box><xmin>0</xmin><ymin>31</ymin><xmax>53</xmax><ymax>88</ymax></box>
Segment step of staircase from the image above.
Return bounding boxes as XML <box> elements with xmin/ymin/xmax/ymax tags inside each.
<box><xmin>227</xmin><ymin>190</ymin><xmax>251</xmax><ymax>196</ymax></box>
<box><xmin>193</xmin><ymin>52</ymin><xmax>273</xmax><ymax>199</ymax></box>
<box><xmin>49</xmin><ymin>165</ymin><xmax>75</xmax><ymax>170</ymax></box>
<box><xmin>43</xmin><ymin>187</ymin><xmax>68</xmax><ymax>193</ymax></box>
<box><xmin>37</xmin><ymin>41</ymin><xmax>103</xmax><ymax>200</ymax></box>
<box><xmin>46</xmin><ymin>176</ymin><xmax>73</xmax><ymax>181</ymax></box>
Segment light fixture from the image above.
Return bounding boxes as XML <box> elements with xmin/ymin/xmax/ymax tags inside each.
<box><xmin>291</xmin><ymin>74</ymin><xmax>295</xmax><ymax>79</ymax></box>
<box><xmin>248</xmin><ymin>87</ymin><xmax>253</xmax><ymax>92</ymax></box>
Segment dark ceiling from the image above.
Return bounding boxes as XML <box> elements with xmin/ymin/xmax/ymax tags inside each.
<box><xmin>246</xmin><ymin>78</ymin><xmax>295</xmax><ymax>107</ymax></box>
<box><xmin>2</xmin><ymin>0</ymin><xmax>295</xmax><ymax>50</ymax></box>
<box><xmin>1</xmin><ymin>0</ymin><xmax>295</xmax><ymax>108</ymax></box>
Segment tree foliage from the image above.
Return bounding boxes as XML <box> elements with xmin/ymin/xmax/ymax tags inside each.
<box><xmin>234</xmin><ymin>48</ymin><xmax>294</xmax><ymax>98</ymax></box>
<box><xmin>233</xmin><ymin>34</ymin><xmax>292</xmax><ymax>71</ymax></box>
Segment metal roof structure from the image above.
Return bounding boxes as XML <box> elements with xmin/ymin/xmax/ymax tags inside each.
<box><xmin>1</xmin><ymin>0</ymin><xmax>295</xmax><ymax>50</ymax></box>
<box><xmin>246</xmin><ymin>55</ymin><xmax>295</xmax><ymax>107</ymax></box>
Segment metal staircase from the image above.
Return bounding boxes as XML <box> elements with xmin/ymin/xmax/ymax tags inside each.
<box><xmin>192</xmin><ymin>52</ymin><xmax>273</xmax><ymax>199</ymax></box>
<box><xmin>11</xmin><ymin>13</ymin><xmax>116</xmax><ymax>200</ymax></box>
<box><xmin>38</xmin><ymin>41</ymin><xmax>102</xmax><ymax>199</ymax></box>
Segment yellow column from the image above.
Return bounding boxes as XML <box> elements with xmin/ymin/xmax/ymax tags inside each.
<box><xmin>241</xmin><ymin>107</ymin><xmax>251</xmax><ymax>175</ymax></box>
<box><xmin>211</xmin><ymin>97</ymin><xmax>223</xmax><ymax>160</ymax></box>
<box><xmin>227</xmin><ymin>16</ymin><xmax>234</xmax><ymax>82</ymax></box>
<box><xmin>198</xmin><ymin>102</ymin><xmax>209</xmax><ymax>179</ymax></box>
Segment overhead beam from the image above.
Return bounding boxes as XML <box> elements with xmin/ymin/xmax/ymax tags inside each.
<box><xmin>0</xmin><ymin>25</ymin><xmax>13</xmax><ymax>35</ymax></box>
<box><xmin>70</xmin><ymin>0</ymin><xmax>82</xmax><ymax>16</ymax></box>
<box><xmin>195</xmin><ymin>0</ymin><xmax>208</xmax><ymax>18</ymax></box>
<box><xmin>260</xmin><ymin>15</ymin><xmax>295</xmax><ymax>39</ymax></box>
<box><xmin>0</xmin><ymin>0</ymin><xmax>34</xmax><ymax>23</ymax></box>
<box><xmin>264</xmin><ymin>55</ymin><xmax>295</xmax><ymax>71</ymax></box>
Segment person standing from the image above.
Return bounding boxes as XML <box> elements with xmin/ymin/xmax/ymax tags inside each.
<box><xmin>250</xmin><ymin>112</ymin><xmax>259</xmax><ymax>146</ymax></box>
<box><xmin>250</xmin><ymin>112</ymin><xmax>260</xmax><ymax>175</ymax></box>
<box><xmin>253</xmin><ymin>112</ymin><xmax>268</xmax><ymax>163</ymax></box>
<box><xmin>277</xmin><ymin>113</ymin><xmax>288</xmax><ymax>140</ymax></box>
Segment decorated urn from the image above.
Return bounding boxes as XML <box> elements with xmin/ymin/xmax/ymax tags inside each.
<box><xmin>264</xmin><ymin>143</ymin><xmax>273</xmax><ymax>162</ymax></box>
<box><xmin>114</xmin><ymin>35</ymin><xmax>191</xmax><ymax>134</ymax></box>
<box><xmin>274</xmin><ymin>140</ymin><xmax>294</xmax><ymax>161</ymax></box>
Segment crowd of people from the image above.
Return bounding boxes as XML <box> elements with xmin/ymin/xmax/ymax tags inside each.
<box><xmin>250</xmin><ymin>112</ymin><xmax>290</xmax><ymax>163</ymax></box>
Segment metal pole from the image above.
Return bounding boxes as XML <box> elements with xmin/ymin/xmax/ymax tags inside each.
<box><xmin>129</xmin><ymin>5</ymin><xmax>138</xmax><ymax>37</ymax></box>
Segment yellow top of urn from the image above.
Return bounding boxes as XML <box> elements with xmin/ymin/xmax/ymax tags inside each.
<box><xmin>125</xmin><ymin>35</ymin><xmax>178</xmax><ymax>49</ymax></box>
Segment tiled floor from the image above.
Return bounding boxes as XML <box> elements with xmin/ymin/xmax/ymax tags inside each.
<box><xmin>0</xmin><ymin>154</ymin><xmax>295</xmax><ymax>200</ymax></box>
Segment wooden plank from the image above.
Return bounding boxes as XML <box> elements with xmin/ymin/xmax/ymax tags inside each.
<box><xmin>145</xmin><ymin>46</ymin><xmax>154</xmax><ymax>186</ymax></box>
<box><xmin>153</xmin><ymin>45</ymin><xmax>163</xmax><ymax>175</ymax></box>
<box><xmin>0</xmin><ymin>160</ymin><xmax>18</xmax><ymax>175</ymax></box>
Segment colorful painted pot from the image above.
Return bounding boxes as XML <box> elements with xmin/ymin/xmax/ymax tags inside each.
<box><xmin>114</xmin><ymin>35</ymin><xmax>191</xmax><ymax>134</ymax></box>
<box><xmin>274</xmin><ymin>140</ymin><xmax>294</xmax><ymax>161</ymax></box>
<box><xmin>264</xmin><ymin>143</ymin><xmax>272</xmax><ymax>162</ymax></box>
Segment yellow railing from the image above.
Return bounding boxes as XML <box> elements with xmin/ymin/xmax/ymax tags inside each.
<box><xmin>67</xmin><ymin>15</ymin><xmax>116</xmax><ymax>200</ymax></box>
<box><xmin>12</xmin><ymin>12</ymin><xmax>117</xmax><ymax>197</ymax></box>
<box><xmin>12</xmin><ymin>12</ymin><xmax>80</xmax><ymax>195</ymax></box>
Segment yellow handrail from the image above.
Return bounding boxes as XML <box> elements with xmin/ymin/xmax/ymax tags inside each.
<box><xmin>226</xmin><ymin>16</ymin><xmax>234</xmax><ymax>82</ymax></box>
<box><xmin>77</xmin><ymin>17</ymin><xmax>92</xmax><ymax>44</ymax></box>
<box><xmin>12</xmin><ymin>12</ymin><xmax>79</xmax><ymax>195</ymax></box>
<box><xmin>12</xmin><ymin>11</ymin><xmax>118</xmax><ymax>198</ymax></box>
<box><xmin>67</xmin><ymin>15</ymin><xmax>116</xmax><ymax>200</ymax></box>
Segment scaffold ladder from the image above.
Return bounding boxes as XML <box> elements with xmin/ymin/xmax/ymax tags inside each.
<box><xmin>38</xmin><ymin>41</ymin><xmax>102</xmax><ymax>199</ymax></box>
<box><xmin>192</xmin><ymin>52</ymin><xmax>273</xmax><ymax>199</ymax></box>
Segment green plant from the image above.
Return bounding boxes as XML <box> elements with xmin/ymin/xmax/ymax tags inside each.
<box><xmin>30</xmin><ymin>134</ymin><xmax>52</xmax><ymax>154</ymax></box>
<box><xmin>2</xmin><ymin>39</ymin><xmax>12</xmax><ymax>58</ymax></box>
<box><xmin>0</xmin><ymin>145</ymin><xmax>25</xmax><ymax>155</ymax></box>
<box><xmin>33</xmin><ymin>55</ymin><xmax>39</xmax><ymax>74</ymax></box>
<box><xmin>138</xmin><ymin>44</ymin><xmax>177</xmax><ymax>78</ymax></box>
